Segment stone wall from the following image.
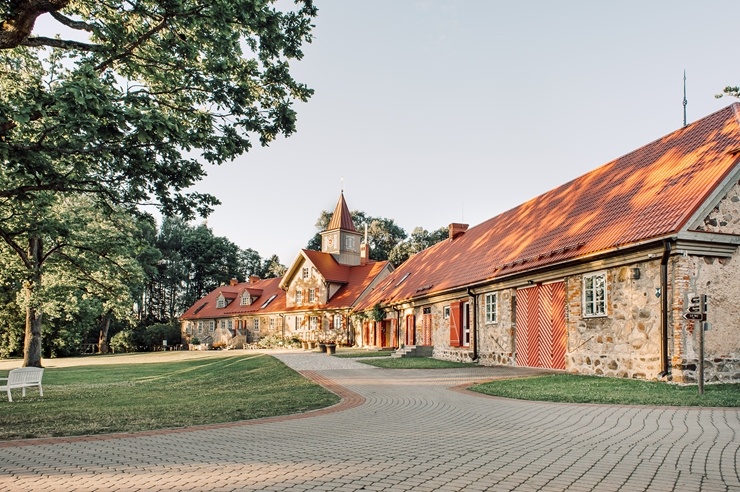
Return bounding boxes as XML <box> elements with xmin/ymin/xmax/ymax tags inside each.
<box><xmin>671</xmin><ymin>252</ymin><xmax>740</xmax><ymax>383</ymax></box>
<box><xmin>566</xmin><ymin>262</ymin><xmax>663</xmax><ymax>379</ymax></box>
<box><xmin>477</xmin><ymin>289</ymin><xmax>515</xmax><ymax>367</ymax></box>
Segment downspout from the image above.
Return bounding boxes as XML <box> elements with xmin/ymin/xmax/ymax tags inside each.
<box><xmin>392</xmin><ymin>305</ymin><xmax>401</xmax><ymax>349</ymax></box>
<box><xmin>659</xmin><ymin>240</ymin><xmax>672</xmax><ymax>378</ymax></box>
<box><xmin>467</xmin><ymin>288</ymin><xmax>478</xmax><ymax>362</ymax></box>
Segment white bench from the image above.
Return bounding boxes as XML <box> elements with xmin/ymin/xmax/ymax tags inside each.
<box><xmin>0</xmin><ymin>367</ymin><xmax>44</xmax><ymax>402</ymax></box>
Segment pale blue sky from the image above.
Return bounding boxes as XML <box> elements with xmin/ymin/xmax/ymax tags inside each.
<box><xmin>192</xmin><ymin>2</ymin><xmax>739</xmax><ymax>264</ymax></box>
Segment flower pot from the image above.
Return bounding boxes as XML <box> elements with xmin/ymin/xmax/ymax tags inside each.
<box><xmin>301</xmin><ymin>341</ymin><xmax>308</xmax><ymax>350</ymax></box>
<box><xmin>326</xmin><ymin>343</ymin><xmax>336</xmax><ymax>355</ymax></box>
<box><xmin>318</xmin><ymin>343</ymin><xmax>327</xmax><ymax>353</ymax></box>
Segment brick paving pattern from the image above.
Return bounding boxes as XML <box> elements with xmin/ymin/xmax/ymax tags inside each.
<box><xmin>0</xmin><ymin>351</ymin><xmax>738</xmax><ymax>491</ymax></box>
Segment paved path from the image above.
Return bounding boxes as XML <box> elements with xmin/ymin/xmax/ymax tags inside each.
<box><xmin>0</xmin><ymin>351</ymin><xmax>739</xmax><ymax>491</ymax></box>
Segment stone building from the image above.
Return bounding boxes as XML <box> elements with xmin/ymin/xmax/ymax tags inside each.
<box><xmin>180</xmin><ymin>193</ymin><xmax>393</xmax><ymax>347</ymax></box>
<box><xmin>356</xmin><ymin>104</ymin><xmax>740</xmax><ymax>383</ymax></box>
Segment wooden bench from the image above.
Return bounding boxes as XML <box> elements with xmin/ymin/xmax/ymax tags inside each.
<box><xmin>0</xmin><ymin>367</ymin><xmax>44</xmax><ymax>402</ymax></box>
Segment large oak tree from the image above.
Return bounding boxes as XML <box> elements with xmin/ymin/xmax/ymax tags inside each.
<box><xmin>0</xmin><ymin>0</ymin><xmax>316</xmax><ymax>366</ymax></box>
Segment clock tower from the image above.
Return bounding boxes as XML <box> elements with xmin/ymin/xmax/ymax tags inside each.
<box><xmin>320</xmin><ymin>192</ymin><xmax>363</xmax><ymax>266</ymax></box>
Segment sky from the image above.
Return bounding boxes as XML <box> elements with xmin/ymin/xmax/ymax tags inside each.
<box><xmin>191</xmin><ymin>1</ymin><xmax>740</xmax><ymax>265</ymax></box>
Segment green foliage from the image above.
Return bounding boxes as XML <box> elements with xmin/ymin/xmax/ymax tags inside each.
<box><xmin>137</xmin><ymin>323</ymin><xmax>181</xmax><ymax>351</ymax></box>
<box><xmin>0</xmin><ymin>0</ymin><xmax>315</xmax><ymax>365</ymax></box>
<box><xmin>471</xmin><ymin>374</ymin><xmax>740</xmax><ymax>407</ymax></box>
<box><xmin>716</xmin><ymin>86</ymin><xmax>740</xmax><ymax>99</ymax></box>
<box><xmin>109</xmin><ymin>330</ymin><xmax>138</xmax><ymax>353</ymax></box>
<box><xmin>0</xmin><ymin>353</ymin><xmax>339</xmax><ymax>440</ymax></box>
<box><xmin>257</xmin><ymin>334</ymin><xmax>300</xmax><ymax>348</ymax></box>
<box><xmin>370</xmin><ymin>303</ymin><xmax>386</xmax><ymax>322</ymax></box>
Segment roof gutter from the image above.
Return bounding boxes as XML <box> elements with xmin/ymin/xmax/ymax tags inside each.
<box><xmin>659</xmin><ymin>240</ymin><xmax>672</xmax><ymax>378</ymax></box>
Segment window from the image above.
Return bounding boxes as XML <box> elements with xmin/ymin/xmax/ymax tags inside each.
<box><xmin>295</xmin><ymin>290</ymin><xmax>302</xmax><ymax>305</ymax></box>
<box><xmin>220</xmin><ymin>320</ymin><xmax>225</xmax><ymax>330</ymax></box>
<box><xmin>209</xmin><ymin>320</ymin><xmax>215</xmax><ymax>331</ymax></box>
<box><xmin>254</xmin><ymin>318</ymin><xmax>260</xmax><ymax>331</ymax></box>
<box><xmin>310</xmin><ymin>316</ymin><xmax>318</xmax><ymax>330</ymax></box>
<box><xmin>198</xmin><ymin>321</ymin><xmax>203</xmax><ymax>334</ymax></box>
<box><xmin>240</xmin><ymin>292</ymin><xmax>251</xmax><ymax>306</ymax></box>
<box><xmin>227</xmin><ymin>320</ymin><xmax>233</xmax><ymax>330</ymax></box>
<box><xmin>302</xmin><ymin>267</ymin><xmax>309</xmax><ymax>279</ymax></box>
<box><xmin>584</xmin><ymin>272</ymin><xmax>607</xmax><ymax>317</ymax></box>
<box><xmin>346</xmin><ymin>235</ymin><xmax>355</xmax><ymax>250</ymax></box>
<box><xmin>216</xmin><ymin>295</ymin><xmax>226</xmax><ymax>308</ymax></box>
<box><xmin>333</xmin><ymin>314</ymin><xmax>343</xmax><ymax>329</ymax></box>
<box><xmin>269</xmin><ymin>318</ymin><xmax>275</xmax><ymax>330</ymax></box>
<box><xmin>309</xmin><ymin>288</ymin><xmax>316</xmax><ymax>303</ymax></box>
<box><xmin>260</xmin><ymin>294</ymin><xmax>277</xmax><ymax>309</ymax></box>
<box><xmin>443</xmin><ymin>306</ymin><xmax>450</xmax><ymax>319</ymax></box>
<box><xmin>485</xmin><ymin>293</ymin><xmax>498</xmax><ymax>323</ymax></box>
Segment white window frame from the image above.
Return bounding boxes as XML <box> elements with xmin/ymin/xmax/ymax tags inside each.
<box><xmin>310</xmin><ymin>316</ymin><xmax>318</xmax><ymax>330</ymax></box>
<box><xmin>583</xmin><ymin>271</ymin><xmax>607</xmax><ymax>317</ymax></box>
<box><xmin>254</xmin><ymin>318</ymin><xmax>260</xmax><ymax>331</ymax></box>
<box><xmin>302</xmin><ymin>267</ymin><xmax>309</xmax><ymax>279</ymax></box>
<box><xmin>240</xmin><ymin>292</ymin><xmax>251</xmax><ymax>306</ymax></box>
<box><xmin>269</xmin><ymin>318</ymin><xmax>275</xmax><ymax>330</ymax></box>
<box><xmin>484</xmin><ymin>292</ymin><xmax>498</xmax><ymax>324</ymax></box>
<box><xmin>308</xmin><ymin>288</ymin><xmax>316</xmax><ymax>303</ymax></box>
<box><xmin>333</xmin><ymin>314</ymin><xmax>342</xmax><ymax>330</ymax></box>
<box><xmin>216</xmin><ymin>295</ymin><xmax>226</xmax><ymax>308</ymax></box>
<box><xmin>295</xmin><ymin>290</ymin><xmax>302</xmax><ymax>305</ymax></box>
<box><xmin>227</xmin><ymin>320</ymin><xmax>233</xmax><ymax>330</ymax></box>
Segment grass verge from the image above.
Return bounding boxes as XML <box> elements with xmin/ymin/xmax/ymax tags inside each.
<box><xmin>358</xmin><ymin>357</ymin><xmax>470</xmax><ymax>369</ymax></box>
<box><xmin>333</xmin><ymin>349</ymin><xmax>393</xmax><ymax>358</ymax></box>
<box><xmin>0</xmin><ymin>353</ymin><xmax>339</xmax><ymax>441</ymax></box>
<box><xmin>471</xmin><ymin>373</ymin><xmax>740</xmax><ymax>407</ymax></box>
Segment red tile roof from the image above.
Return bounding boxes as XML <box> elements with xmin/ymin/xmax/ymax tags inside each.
<box><xmin>302</xmin><ymin>249</ymin><xmax>350</xmax><ymax>283</ymax></box>
<box><xmin>326</xmin><ymin>192</ymin><xmax>357</xmax><ymax>232</ymax></box>
<box><xmin>180</xmin><ymin>277</ymin><xmax>285</xmax><ymax>320</ymax></box>
<box><xmin>358</xmin><ymin>103</ymin><xmax>740</xmax><ymax>308</ymax></box>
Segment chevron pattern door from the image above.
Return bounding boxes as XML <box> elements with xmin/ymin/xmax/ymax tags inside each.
<box><xmin>515</xmin><ymin>282</ymin><xmax>566</xmax><ymax>370</ymax></box>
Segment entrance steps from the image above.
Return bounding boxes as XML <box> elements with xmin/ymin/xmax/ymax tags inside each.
<box><xmin>391</xmin><ymin>345</ymin><xmax>433</xmax><ymax>358</ymax></box>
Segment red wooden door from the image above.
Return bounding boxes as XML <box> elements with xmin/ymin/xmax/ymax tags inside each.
<box><xmin>422</xmin><ymin>312</ymin><xmax>432</xmax><ymax>345</ymax></box>
<box><xmin>515</xmin><ymin>282</ymin><xmax>566</xmax><ymax>370</ymax></box>
<box><xmin>405</xmin><ymin>315</ymin><xmax>416</xmax><ymax>345</ymax></box>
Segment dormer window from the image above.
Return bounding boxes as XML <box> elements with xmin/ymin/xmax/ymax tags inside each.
<box><xmin>216</xmin><ymin>294</ymin><xmax>226</xmax><ymax>308</ymax></box>
<box><xmin>240</xmin><ymin>292</ymin><xmax>251</xmax><ymax>306</ymax></box>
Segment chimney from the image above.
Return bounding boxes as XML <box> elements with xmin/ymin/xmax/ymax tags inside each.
<box><xmin>448</xmin><ymin>223</ymin><xmax>469</xmax><ymax>240</ymax></box>
<box><xmin>229</xmin><ymin>278</ymin><xmax>238</xmax><ymax>286</ymax></box>
<box><xmin>360</xmin><ymin>242</ymin><xmax>368</xmax><ymax>266</ymax></box>
<box><xmin>360</xmin><ymin>223</ymin><xmax>369</xmax><ymax>266</ymax></box>
<box><xmin>249</xmin><ymin>275</ymin><xmax>260</xmax><ymax>284</ymax></box>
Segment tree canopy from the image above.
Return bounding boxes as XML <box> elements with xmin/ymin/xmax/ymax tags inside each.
<box><xmin>0</xmin><ymin>0</ymin><xmax>316</xmax><ymax>366</ymax></box>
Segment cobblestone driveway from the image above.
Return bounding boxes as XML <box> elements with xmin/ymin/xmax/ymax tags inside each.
<box><xmin>0</xmin><ymin>351</ymin><xmax>738</xmax><ymax>491</ymax></box>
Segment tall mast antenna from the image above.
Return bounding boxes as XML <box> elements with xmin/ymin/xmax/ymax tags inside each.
<box><xmin>683</xmin><ymin>70</ymin><xmax>688</xmax><ymax>127</ymax></box>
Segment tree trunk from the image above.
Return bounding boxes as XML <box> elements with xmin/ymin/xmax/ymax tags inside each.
<box><xmin>98</xmin><ymin>314</ymin><xmax>111</xmax><ymax>354</ymax></box>
<box><xmin>23</xmin><ymin>236</ymin><xmax>44</xmax><ymax>368</ymax></box>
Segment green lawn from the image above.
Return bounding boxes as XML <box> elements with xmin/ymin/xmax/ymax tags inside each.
<box><xmin>333</xmin><ymin>349</ymin><xmax>393</xmax><ymax>358</ymax></box>
<box><xmin>358</xmin><ymin>357</ymin><xmax>470</xmax><ymax>368</ymax></box>
<box><xmin>0</xmin><ymin>353</ymin><xmax>339</xmax><ymax>441</ymax></box>
<box><xmin>471</xmin><ymin>373</ymin><xmax>740</xmax><ymax>407</ymax></box>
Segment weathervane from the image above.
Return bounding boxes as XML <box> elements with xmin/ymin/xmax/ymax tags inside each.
<box><xmin>683</xmin><ymin>70</ymin><xmax>688</xmax><ymax>127</ymax></box>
